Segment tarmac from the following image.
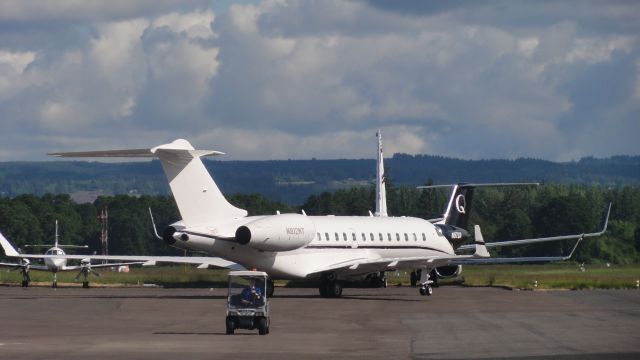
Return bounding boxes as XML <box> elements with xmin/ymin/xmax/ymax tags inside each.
<box><xmin>0</xmin><ymin>285</ymin><xmax>639</xmax><ymax>359</ymax></box>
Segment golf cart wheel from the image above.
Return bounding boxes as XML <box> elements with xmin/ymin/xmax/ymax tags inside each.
<box><xmin>258</xmin><ymin>318</ymin><xmax>267</xmax><ymax>335</ymax></box>
<box><xmin>226</xmin><ymin>319</ymin><xmax>235</xmax><ymax>335</ymax></box>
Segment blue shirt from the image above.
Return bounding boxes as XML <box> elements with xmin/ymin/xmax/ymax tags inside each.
<box><xmin>241</xmin><ymin>285</ymin><xmax>262</xmax><ymax>304</ymax></box>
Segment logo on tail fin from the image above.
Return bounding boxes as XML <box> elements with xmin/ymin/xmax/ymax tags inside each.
<box><xmin>455</xmin><ymin>194</ymin><xmax>466</xmax><ymax>214</ymax></box>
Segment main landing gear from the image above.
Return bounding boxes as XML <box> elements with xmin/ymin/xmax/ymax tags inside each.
<box><xmin>319</xmin><ymin>273</ymin><xmax>343</xmax><ymax>298</ymax></box>
<box><xmin>371</xmin><ymin>272</ymin><xmax>387</xmax><ymax>288</ymax></box>
<box><xmin>20</xmin><ymin>269</ymin><xmax>31</xmax><ymax>288</ymax></box>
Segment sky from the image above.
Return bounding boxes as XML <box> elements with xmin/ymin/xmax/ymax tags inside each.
<box><xmin>0</xmin><ymin>0</ymin><xmax>638</xmax><ymax>162</ymax></box>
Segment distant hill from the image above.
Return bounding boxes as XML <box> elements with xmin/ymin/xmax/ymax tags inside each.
<box><xmin>1</xmin><ymin>154</ymin><xmax>638</xmax><ymax>204</ymax></box>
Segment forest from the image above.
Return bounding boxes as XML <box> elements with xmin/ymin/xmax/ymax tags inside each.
<box><xmin>0</xmin><ymin>183</ymin><xmax>638</xmax><ymax>264</ymax></box>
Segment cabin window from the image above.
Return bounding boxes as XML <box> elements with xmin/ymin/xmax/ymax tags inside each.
<box><xmin>396</xmin><ymin>233</ymin><xmax>400</xmax><ymax>242</ymax></box>
<box><xmin>387</xmin><ymin>233</ymin><xmax>392</xmax><ymax>241</ymax></box>
<box><xmin>361</xmin><ymin>233</ymin><xmax>366</xmax><ymax>241</ymax></box>
<box><xmin>325</xmin><ymin>232</ymin><xmax>330</xmax><ymax>241</ymax></box>
<box><xmin>370</xmin><ymin>233</ymin><xmax>375</xmax><ymax>241</ymax></box>
<box><xmin>335</xmin><ymin>232</ymin><xmax>339</xmax><ymax>241</ymax></box>
<box><xmin>379</xmin><ymin>233</ymin><xmax>384</xmax><ymax>241</ymax></box>
<box><xmin>343</xmin><ymin>232</ymin><xmax>347</xmax><ymax>241</ymax></box>
<box><xmin>413</xmin><ymin>233</ymin><xmax>417</xmax><ymax>241</ymax></box>
<box><xmin>422</xmin><ymin>233</ymin><xmax>426</xmax><ymax>241</ymax></box>
<box><xmin>352</xmin><ymin>233</ymin><xmax>356</xmax><ymax>241</ymax></box>
<box><xmin>404</xmin><ymin>233</ymin><xmax>409</xmax><ymax>241</ymax></box>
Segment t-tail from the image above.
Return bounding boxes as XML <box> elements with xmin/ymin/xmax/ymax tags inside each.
<box><xmin>419</xmin><ymin>182</ymin><xmax>538</xmax><ymax>248</ymax></box>
<box><xmin>49</xmin><ymin>139</ymin><xmax>247</xmax><ymax>227</ymax></box>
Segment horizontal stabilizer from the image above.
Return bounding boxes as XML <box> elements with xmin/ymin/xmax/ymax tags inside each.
<box><xmin>25</xmin><ymin>244</ymin><xmax>88</xmax><ymax>249</ymax></box>
<box><xmin>48</xmin><ymin>140</ymin><xmax>225</xmax><ymax>159</ymax></box>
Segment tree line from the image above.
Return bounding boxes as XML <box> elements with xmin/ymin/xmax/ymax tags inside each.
<box><xmin>0</xmin><ymin>184</ymin><xmax>638</xmax><ymax>263</ymax></box>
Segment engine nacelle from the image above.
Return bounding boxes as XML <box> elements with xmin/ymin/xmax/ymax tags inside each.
<box><xmin>162</xmin><ymin>226</ymin><xmax>189</xmax><ymax>250</ymax></box>
<box><xmin>235</xmin><ymin>214</ymin><xmax>316</xmax><ymax>252</ymax></box>
<box><xmin>434</xmin><ymin>265</ymin><xmax>462</xmax><ymax>278</ymax></box>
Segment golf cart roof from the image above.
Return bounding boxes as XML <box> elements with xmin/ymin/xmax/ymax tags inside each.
<box><xmin>229</xmin><ymin>270</ymin><xmax>268</xmax><ymax>277</ymax></box>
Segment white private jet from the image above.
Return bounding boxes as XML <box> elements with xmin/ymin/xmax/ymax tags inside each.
<box><xmin>0</xmin><ymin>220</ymin><xmax>144</xmax><ymax>288</ymax></box>
<box><xmin>0</xmin><ymin>132</ymin><xmax>610</xmax><ymax>297</ymax></box>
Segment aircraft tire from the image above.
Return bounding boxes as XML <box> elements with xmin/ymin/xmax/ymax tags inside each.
<box><xmin>82</xmin><ymin>281</ymin><xmax>89</xmax><ymax>289</ymax></box>
<box><xmin>327</xmin><ymin>281</ymin><xmax>343</xmax><ymax>298</ymax></box>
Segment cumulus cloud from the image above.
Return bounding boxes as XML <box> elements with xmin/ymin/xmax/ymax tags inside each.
<box><xmin>0</xmin><ymin>0</ymin><xmax>638</xmax><ymax>162</ymax></box>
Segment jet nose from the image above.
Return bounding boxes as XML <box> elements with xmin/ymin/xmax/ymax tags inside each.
<box><xmin>53</xmin><ymin>258</ymin><xmax>65</xmax><ymax>269</ymax></box>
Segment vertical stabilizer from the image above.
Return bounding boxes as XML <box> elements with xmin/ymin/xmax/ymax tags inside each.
<box><xmin>54</xmin><ymin>220</ymin><xmax>59</xmax><ymax>248</ymax></box>
<box><xmin>374</xmin><ymin>130</ymin><xmax>388</xmax><ymax>217</ymax></box>
<box><xmin>151</xmin><ymin>139</ymin><xmax>247</xmax><ymax>226</ymax></box>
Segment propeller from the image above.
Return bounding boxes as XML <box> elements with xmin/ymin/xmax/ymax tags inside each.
<box><xmin>8</xmin><ymin>259</ymin><xmax>31</xmax><ymax>282</ymax></box>
<box><xmin>75</xmin><ymin>262</ymin><xmax>101</xmax><ymax>281</ymax></box>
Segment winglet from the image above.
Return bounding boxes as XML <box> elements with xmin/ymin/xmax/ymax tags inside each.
<box><xmin>148</xmin><ymin>208</ymin><xmax>162</xmax><ymax>241</ymax></box>
<box><xmin>473</xmin><ymin>225</ymin><xmax>490</xmax><ymax>258</ymax></box>
<box><xmin>0</xmin><ymin>231</ymin><xmax>20</xmax><ymax>257</ymax></box>
<box><xmin>601</xmin><ymin>203</ymin><xmax>612</xmax><ymax>234</ymax></box>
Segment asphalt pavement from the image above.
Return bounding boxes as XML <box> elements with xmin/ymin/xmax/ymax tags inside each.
<box><xmin>0</xmin><ymin>285</ymin><xmax>638</xmax><ymax>359</ymax></box>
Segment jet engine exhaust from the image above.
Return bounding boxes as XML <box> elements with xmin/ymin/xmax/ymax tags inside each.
<box><xmin>162</xmin><ymin>227</ymin><xmax>177</xmax><ymax>245</ymax></box>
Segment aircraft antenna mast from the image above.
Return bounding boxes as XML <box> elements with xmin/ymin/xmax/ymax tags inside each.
<box><xmin>98</xmin><ymin>207</ymin><xmax>108</xmax><ymax>256</ymax></box>
<box><xmin>375</xmin><ymin>130</ymin><xmax>388</xmax><ymax>217</ymax></box>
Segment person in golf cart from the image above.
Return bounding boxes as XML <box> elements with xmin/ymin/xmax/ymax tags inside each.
<box><xmin>240</xmin><ymin>278</ymin><xmax>263</xmax><ymax>306</ymax></box>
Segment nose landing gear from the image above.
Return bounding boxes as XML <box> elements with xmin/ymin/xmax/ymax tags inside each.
<box><xmin>418</xmin><ymin>268</ymin><xmax>434</xmax><ymax>297</ymax></box>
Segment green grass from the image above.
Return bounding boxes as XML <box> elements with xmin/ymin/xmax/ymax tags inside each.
<box><xmin>2</xmin><ymin>263</ymin><xmax>640</xmax><ymax>290</ymax></box>
<box><xmin>368</xmin><ymin>263</ymin><xmax>640</xmax><ymax>290</ymax></box>
<box><xmin>457</xmin><ymin>263</ymin><xmax>640</xmax><ymax>290</ymax></box>
<box><xmin>0</xmin><ymin>265</ymin><xmax>231</xmax><ymax>287</ymax></box>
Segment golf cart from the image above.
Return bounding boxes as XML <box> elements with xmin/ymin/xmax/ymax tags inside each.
<box><xmin>225</xmin><ymin>270</ymin><xmax>270</xmax><ymax>335</ymax></box>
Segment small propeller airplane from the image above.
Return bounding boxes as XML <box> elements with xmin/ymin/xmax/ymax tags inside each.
<box><xmin>0</xmin><ymin>220</ymin><xmax>144</xmax><ymax>288</ymax></box>
<box><xmin>0</xmin><ymin>131</ymin><xmax>610</xmax><ymax>297</ymax></box>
